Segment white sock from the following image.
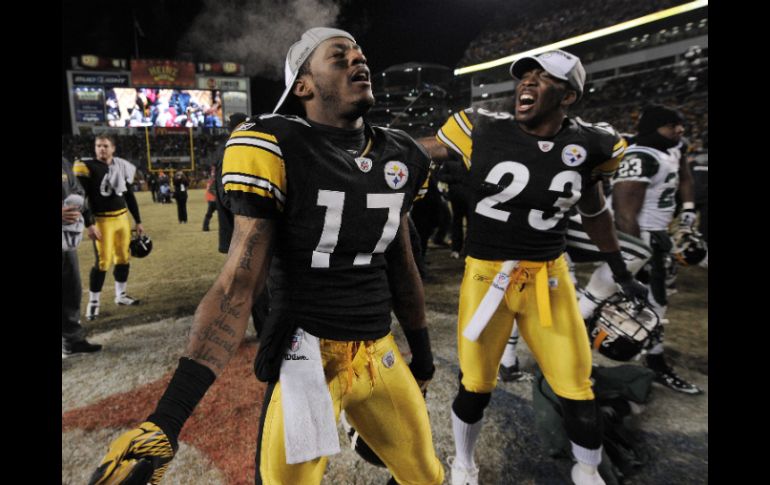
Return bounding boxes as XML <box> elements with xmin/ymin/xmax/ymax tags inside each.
<box><xmin>571</xmin><ymin>441</ymin><xmax>602</xmax><ymax>467</ymax></box>
<box><xmin>500</xmin><ymin>322</ymin><xmax>519</xmax><ymax>367</ymax></box>
<box><xmin>451</xmin><ymin>409</ymin><xmax>482</xmax><ymax>469</ymax></box>
<box><xmin>115</xmin><ymin>281</ymin><xmax>127</xmax><ymax>296</ymax></box>
<box><xmin>89</xmin><ymin>291</ymin><xmax>101</xmax><ymax>304</ymax></box>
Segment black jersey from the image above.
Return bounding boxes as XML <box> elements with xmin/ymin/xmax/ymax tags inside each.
<box><xmin>437</xmin><ymin>108</ymin><xmax>626</xmax><ymax>261</ymax></box>
<box><xmin>222</xmin><ymin>114</ymin><xmax>430</xmax><ymax>341</ymax></box>
<box><xmin>73</xmin><ymin>157</ymin><xmax>135</xmax><ymax>215</ymax></box>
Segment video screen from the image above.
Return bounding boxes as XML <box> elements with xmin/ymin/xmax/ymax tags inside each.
<box><xmin>74</xmin><ymin>86</ymin><xmax>106</xmax><ymax>123</ymax></box>
<box><xmin>106</xmin><ymin>88</ymin><xmax>223</xmax><ymax>128</ymax></box>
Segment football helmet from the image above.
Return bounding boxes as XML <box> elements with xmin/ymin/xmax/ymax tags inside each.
<box><xmin>587</xmin><ymin>294</ymin><xmax>661</xmax><ymax>361</ymax></box>
<box><xmin>672</xmin><ymin>228</ymin><xmax>707</xmax><ymax>266</ymax></box>
<box><xmin>129</xmin><ymin>233</ymin><xmax>153</xmax><ymax>258</ymax></box>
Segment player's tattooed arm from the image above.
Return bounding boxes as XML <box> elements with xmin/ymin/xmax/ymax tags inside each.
<box><xmin>186</xmin><ymin>215</ymin><xmax>274</xmax><ymax>374</ymax></box>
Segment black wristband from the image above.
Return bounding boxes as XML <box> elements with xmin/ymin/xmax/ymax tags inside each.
<box><xmin>403</xmin><ymin>327</ymin><xmax>434</xmax><ymax>380</ymax></box>
<box><xmin>147</xmin><ymin>357</ymin><xmax>216</xmax><ymax>450</ymax></box>
<box><xmin>604</xmin><ymin>250</ymin><xmax>632</xmax><ymax>283</ymax></box>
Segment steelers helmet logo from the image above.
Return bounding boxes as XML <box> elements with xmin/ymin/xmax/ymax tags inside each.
<box><xmin>384</xmin><ymin>161</ymin><xmax>409</xmax><ymax>189</ymax></box>
<box><xmin>561</xmin><ymin>144</ymin><xmax>587</xmax><ymax>167</ymax></box>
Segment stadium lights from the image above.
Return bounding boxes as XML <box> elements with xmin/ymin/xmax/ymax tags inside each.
<box><xmin>453</xmin><ymin>0</ymin><xmax>708</xmax><ymax>76</ymax></box>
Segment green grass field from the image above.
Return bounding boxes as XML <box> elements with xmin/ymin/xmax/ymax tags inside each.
<box><xmin>78</xmin><ymin>189</ymin><xmax>227</xmax><ymax>334</ymax></box>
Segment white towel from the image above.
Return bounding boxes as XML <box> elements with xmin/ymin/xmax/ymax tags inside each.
<box><xmin>106</xmin><ymin>157</ymin><xmax>137</xmax><ymax>196</ymax></box>
<box><xmin>463</xmin><ymin>260</ymin><xmax>518</xmax><ymax>341</ymax></box>
<box><xmin>62</xmin><ymin>194</ymin><xmax>84</xmax><ymax>251</ymax></box>
<box><xmin>279</xmin><ymin>328</ymin><xmax>340</xmax><ymax>464</ymax></box>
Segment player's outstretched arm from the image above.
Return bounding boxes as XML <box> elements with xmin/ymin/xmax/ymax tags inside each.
<box><xmin>417</xmin><ymin>136</ymin><xmax>451</xmax><ymax>163</ymax></box>
<box><xmin>89</xmin><ymin>215</ymin><xmax>274</xmax><ymax>485</ymax></box>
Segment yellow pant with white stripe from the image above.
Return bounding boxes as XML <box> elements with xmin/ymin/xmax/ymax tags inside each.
<box><xmin>258</xmin><ymin>333</ymin><xmax>444</xmax><ymax>485</ymax></box>
<box><xmin>93</xmin><ymin>209</ymin><xmax>131</xmax><ymax>271</ymax></box>
<box><xmin>458</xmin><ymin>255</ymin><xmax>594</xmax><ymax>400</ymax></box>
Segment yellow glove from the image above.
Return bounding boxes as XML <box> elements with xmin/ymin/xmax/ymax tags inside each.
<box><xmin>88</xmin><ymin>421</ymin><xmax>175</xmax><ymax>485</ymax></box>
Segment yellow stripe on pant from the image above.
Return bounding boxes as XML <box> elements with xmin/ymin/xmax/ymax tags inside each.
<box><xmin>93</xmin><ymin>210</ymin><xmax>131</xmax><ymax>271</ymax></box>
<box><xmin>457</xmin><ymin>254</ymin><xmax>594</xmax><ymax>400</ymax></box>
<box><xmin>258</xmin><ymin>333</ymin><xmax>444</xmax><ymax>485</ymax></box>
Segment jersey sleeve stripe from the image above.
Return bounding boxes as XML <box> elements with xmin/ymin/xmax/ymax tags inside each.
<box><xmin>226</xmin><ymin>137</ymin><xmax>283</xmax><ymax>158</ymax></box>
<box><xmin>455</xmin><ymin>112</ymin><xmax>473</xmax><ymax>136</ymax></box>
<box><xmin>222</xmin><ymin>174</ymin><xmax>286</xmax><ymax>204</ymax></box>
<box><xmin>222</xmin><ymin>144</ymin><xmax>287</xmax><ymax>201</ymax></box>
<box><xmin>436</xmin><ymin>129</ymin><xmax>465</xmax><ymax>157</ymax></box>
<box><xmin>593</xmin><ymin>138</ymin><xmax>626</xmax><ymax>177</ymax></box>
<box><xmin>230</xmin><ymin>130</ymin><xmax>278</xmax><ymax>143</ymax></box>
<box><xmin>73</xmin><ymin>161</ymin><xmax>90</xmax><ymax>177</ymax></box>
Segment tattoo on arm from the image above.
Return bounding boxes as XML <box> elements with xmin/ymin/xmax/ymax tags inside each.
<box><xmin>189</xmin><ymin>345</ymin><xmax>225</xmax><ymax>371</ymax></box>
<box><xmin>239</xmin><ymin>231</ymin><xmax>260</xmax><ymax>271</ymax></box>
<box><xmin>219</xmin><ymin>293</ymin><xmax>242</xmax><ymax>318</ymax></box>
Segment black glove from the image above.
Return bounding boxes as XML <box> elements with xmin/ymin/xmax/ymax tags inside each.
<box><xmin>409</xmin><ymin>360</ymin><xmax>436</xmax><ymax>396</ymax></box>
<box><xmin>403</xmin><ymin>327</ymin><xmax>435</xmax><ymax>397</ymax></box>
<box><xmin>616</xmin><ymin>274</ymin><xmax>649</xmax><ymax>302</ymax></box>
<box><xmin>88</xmin><ymin>421</ymin><xmax>175</xmax><ymax>485</ymax></box>
<box><xmin>605</xmin><ymin>250</ymin><xmax>649</xmax><ymax>302</ymax></box>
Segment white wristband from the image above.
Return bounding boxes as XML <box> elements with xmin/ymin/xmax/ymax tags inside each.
<box><xmin>576</xmin><ymin>199</ymin><xmax>609</xmax><ymax>218</ymax></box>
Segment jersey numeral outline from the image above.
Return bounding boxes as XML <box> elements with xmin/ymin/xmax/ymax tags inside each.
<box><xmin>617</xmin><ymin>157</ymin><xmax>643</xmax><ymax>178</ymax></box>
<box><xmin>475</xmin><ymin>161</ymin><xmax>581</xmax><ymax>230</ymax></box>
<box><xmin>312</xmin><ymin>190</ymin><xmax>405</xmax><ymax>268</ymax></box>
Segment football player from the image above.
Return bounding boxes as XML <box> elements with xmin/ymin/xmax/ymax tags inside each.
<box><xmin>604</xmin><ymin>104</ymin><xmax>703</xmax><ymax>394</ymax></box>
<box><xmin>420</xmin><ymin>50</ymin><xmax>647</xmax><ymax>485</ymax></box>
<box><xmin>74</xmin><ymin>135</ymin><xmax>144</xmax><ymax>321</ymax></box>
<box><xmin>62</xmin><ymin>156</ymin><xmax>102</xmax><ymax>356</ymax></box>
<box><xmin>89</xmin><ymin>28</ymin><xmax>443</xmax><ymax>485</ymax></box>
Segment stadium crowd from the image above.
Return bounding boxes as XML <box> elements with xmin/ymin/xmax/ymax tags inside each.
<box><xmin>459</xmin><ymin>0</ymin><xmax>683</xmax><ymax>67</ymax></box>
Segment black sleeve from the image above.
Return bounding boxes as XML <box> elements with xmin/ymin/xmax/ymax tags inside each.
<box><xmin>124</xmin><ymin>185</ymin><xmax>142</xmax><ymax>224</ymax></box>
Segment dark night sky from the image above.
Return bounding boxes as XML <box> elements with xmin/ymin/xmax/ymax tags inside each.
<box><xmin>62</xmin><ymin>0</ymin><xmax>503</xmax><ymax>133</ymax></box>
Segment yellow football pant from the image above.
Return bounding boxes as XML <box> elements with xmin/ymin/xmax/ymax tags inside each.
<box><xmin>458</xmin><ymin>254</ymin><xmax>594</xmax><ymax>400</ymax></box>
<box><xmin>93</xmin><ymin>209</ymin><xmax>131</xmax><ymax>271</ymax></box>
<box><xmin>258</xmin><ymin>333</ymin><xmax>444</xmax><ymax>485</ymax></box>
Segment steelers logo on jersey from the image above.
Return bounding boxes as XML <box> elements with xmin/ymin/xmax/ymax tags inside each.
<box><xmin>384</xmin><ymin>161</ymin><xmax>409</xmax><ymax>189</ymax></box>
<box><xmin>561</xmin><ymin>144</ymin><xmax>588</xmax><ymax>167</ymax></box>
<box><xmin>355</xmin><ymin>156</ymin><xmax>373</xmax><ymax>173</ymax></box>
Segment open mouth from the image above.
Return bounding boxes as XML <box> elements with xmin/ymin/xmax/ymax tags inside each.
<box><xmin>350</xmin><ymin>68</ymin><xmax>371</xmax><ymax>84</ymax></box>
<box><xmin>517</xmin><ymin>92</ymin><xmax>536</xmax><ymax>112</ymax></box>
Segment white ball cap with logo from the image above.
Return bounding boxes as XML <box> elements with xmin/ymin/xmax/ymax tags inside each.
<box><xmin>273</xmin><ymin>27</ymin><xmax>356</xmax><ymax>114</ymax></box>
<box><xmin>510</xmin><ymin>50</ymin><xmax>586</xmax><ymax>99</ymax></box>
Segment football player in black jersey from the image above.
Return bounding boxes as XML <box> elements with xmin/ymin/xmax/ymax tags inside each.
<box><xmin>89</xmin><ymin>28</ymin><xmax>443</xmax><ymax>485</ymax></box>
<box><xmin>420</xmin><ymin>50</ymin><xmax>646</xmax><ymax>485</ymax></box>
<box><xmin>74</xmin><ymin>135</ymin><xmax>144</xmax><ymax>322</ymax></box>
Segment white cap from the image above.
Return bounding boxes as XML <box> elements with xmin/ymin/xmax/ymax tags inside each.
<box><xmin>273</xmin><ymin>27</ymin><xmax>356</xmax><ymax>114</ymax></box>
<box><xmin>510</xmin><ymin>50</ymin><xmax>586</xmax><ymax>99</ymax></box>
